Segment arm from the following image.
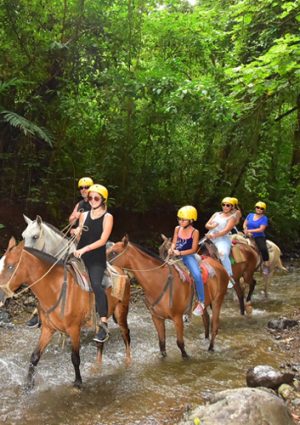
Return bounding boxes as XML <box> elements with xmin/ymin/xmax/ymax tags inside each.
<box><xmin>69</xmin><ymin>202</ymin><xmax>80</xmax><ymax>225</ymax></box>
<box><xmin>205</xmin><ymin>213</ymin><xmax>218</xmax><ymax>230</ymax></box>
<box><xmin>246</xmin><ymin>224</ymin><xmax>267</xmax><ymax>235</ymax></box>
<box><xmin>207</xmin><ymin>217</ymin><xmax>235</xmax><ymax>239</ymax></box>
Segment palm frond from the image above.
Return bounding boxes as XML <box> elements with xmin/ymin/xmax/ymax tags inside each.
<box><xmin>1</xmin><ymin>111</ymin><xmax>53</xmax><ymax>146</ymax></box>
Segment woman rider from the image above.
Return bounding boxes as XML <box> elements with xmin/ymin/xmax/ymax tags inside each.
<box><xmin>168</xmin><ymin>206</ymin><xmax>205</xmax><ymax>316</ymax></box>
<box><xmin>243</xmin><ymin>201</ymin><xmax>269</xmax><ymax>275</ymax></box>
<box><xmin>205</xmin><ymin>197</ymin><xmax>236</xmax><ymax>288</ymax></box>
<box><xmin>74</xmin><ymin>184</ymin><xmax>113</xmax><ymax>343</ymax></box>
<box><xmin>26</xmin><ymin>176</ymin><xmax>94</xmax><ymax>328</ymax></box>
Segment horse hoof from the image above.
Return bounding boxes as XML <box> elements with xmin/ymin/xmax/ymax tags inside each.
<box><xmin>73</xmin><ymin>380</ymin><xmax>82</xmax><ymax>390</ymax></box>
<box><xmin>182</xmin><ymin>352</ymin><xmax>190</xmax><ymax>359</ymax></box>
<box><xmin>160</xmin><ymin>351</ymin><xmax>167</xmax><ymax>358</ymax></box>
<box><xmin>208</xmin><ymin>346</ymin><xmax>214</xmax><ymax>352</ymax></box>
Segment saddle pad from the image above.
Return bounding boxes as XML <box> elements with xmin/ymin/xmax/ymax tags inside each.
<box><xmin>231</xmin><ymin>245</ymin><xmax>246</xmax><ymax>263</ymax></box>
<box><xmin>171</xmin><ymin>259</ymin><xmax>214</xmax><ymax>285</ymax></box>
<box><xmin>106</xmin><ymin>263</ymin><xmax>128</xmax><ymax>301</ymax></box>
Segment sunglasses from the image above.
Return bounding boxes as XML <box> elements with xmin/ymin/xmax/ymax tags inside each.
<box><xmin>79</xmin><ymin>186</ymin><xmax>90</xmax><ymax>190</ymax></box>
<box><xmin>256</xmin><ymin>206</ymin><xmax>264</xmax><ymax>210</ymax></box>
<box><xmin>88</xmin><ymin>195</ymin><xmax>101</xmax><ymax>202</ymax></box>
<box><xmin>222</xmin><ymin>203</ymin><xmax>232</xmax><ymax>207</ymax></box>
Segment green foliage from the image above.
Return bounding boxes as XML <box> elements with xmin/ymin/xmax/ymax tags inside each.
<box><xmin>0</xmin><ymin>0</ymin><xmax>299</xmax><ymax>246</ymax></box>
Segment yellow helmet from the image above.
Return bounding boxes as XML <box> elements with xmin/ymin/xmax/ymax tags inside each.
<box><xmin>231</xmin><ymin>197</ymin><xmax>239</xmax><ymax>206</ymax></box>
<box><xmin>221</xmin><ymin>197</ymin><xmax>233</xmax><ymax>206</ymax></box>
<box><xmin>88</xmin><ymin>184</ymin><xmax>108</xmax><ymax>201</ymax></box>
<box><xmin>78</xmin><ymin>177</ymin><xmax>93</xmax><ymax>188</ymax></box>
<box><xmin>177</xmin><ymin>205</ymin><xmax>197</xmax><ymax>221</ymax></box>
<box><xmin>255</xmin><ymin>201</ymin><xmax>266</xmax><ymax>210</ymax></box>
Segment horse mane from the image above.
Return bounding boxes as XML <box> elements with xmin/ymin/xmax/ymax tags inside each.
<box><xmin>131</xmin><ymin>242</ymin><xmax>165</xmax><ymax>264</ymax></box>
<box><xmin>24</xmin><ymin>247</ymin><xmax>64</xmax><ymax>266</ymax></box>
<box><xmin>42</xmin><ymin>221</ymin><xmax>69</xmax><ymax>239</ymax></box>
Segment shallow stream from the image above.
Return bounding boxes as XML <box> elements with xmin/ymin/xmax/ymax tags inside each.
<box><xmin>0</xmin><ymin>262</ymin><xmax>299</xmax><ymax>425</ymax></box>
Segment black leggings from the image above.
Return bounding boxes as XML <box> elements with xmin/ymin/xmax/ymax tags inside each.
<box><xmin>254</xmin><ymin>237</ymin><xmax>269</xmax><ymax>261</ymax></box>
<box><xmin>86</xmin><ymin>264</ymin><xmax>108</xmax><ymax>317</ymax></box>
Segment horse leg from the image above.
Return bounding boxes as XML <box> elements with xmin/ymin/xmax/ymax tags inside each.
<box><xmin>114</xmin><ymin>303</ymin><xmax>131</xmax><ymax>366</ymax></box>
<box><xmin>202</xmin><ymin>308</ymin><xmax>210</xmax><ymax>340</ymax></box>
<box><xmin>26</xmin><ymin>326</ymin><xmax>55</xmax><ymax>391</ymax></box>
<box><xmin>151</xmin><ymin>315</ymin><xmax>167</xmax><ymax>357</ymax></box>
<box><xmin>263</xmin><ymin>270</ymin><xmax>273</xmax><ymax>299</ymax></box>
<box><xmin>173</xmin><ymin>315</ymin><xmax>189</xmax><ymax>358</ymax></box>
<box><xmin>208</xmin><ymin>300</ymin><xmax>222</xmax><ymax>352</ymax></box>
<box><xmin>233</xmin><ymin>280</ymin><xmax>245</xmax><ymax>315</ymax></box>
<box><xmin>68</xmin><ymin>327</ymin><xmax>82</xmax><ymax>388</ymax></box>
<box><xmin>245</xmin><ymin>275</ymin><xmax>257</xmax><ymax>303</ymax></box>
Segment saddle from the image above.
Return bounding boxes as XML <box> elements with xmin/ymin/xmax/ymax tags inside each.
<box><xmin>67</xmin><ymin>256</ymin><xmax>127</xmax><ymax>301</ymax></box>
<box><xmin>169</xmin><ymin>255</ymin><xmax>215</xmax><ymax>284</ymax></box>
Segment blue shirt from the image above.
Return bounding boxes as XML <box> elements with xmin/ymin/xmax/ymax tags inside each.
<box><xmin>246</xmin><ymin>213</ymin><xmax>268</xmax><ymax>238</ymax></box>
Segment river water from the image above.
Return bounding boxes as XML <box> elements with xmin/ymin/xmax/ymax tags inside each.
<box><xmin>0</xmin><ymin>262</ymin><xmax>299</xmax><ymax>425</ymax></box>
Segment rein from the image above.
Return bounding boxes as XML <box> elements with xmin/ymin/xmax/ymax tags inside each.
<box><xmin>109</xmin><ymin>243</ymin><xmax>171</xmax><ymax>272</ymax></box>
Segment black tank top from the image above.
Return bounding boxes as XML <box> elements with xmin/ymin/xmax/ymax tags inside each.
<box><xmin>77</xmin><ymin>211</ymin><xmax>107</xmax><ymax>268</ymax></box>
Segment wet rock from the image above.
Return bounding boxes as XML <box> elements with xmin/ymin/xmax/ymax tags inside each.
<box><xmin>278</xmin><ymin>384</ymin><xmax>295</xmax><ymax>400</ymax></box>
<box><xmin>268</xmin><ymin>318</ymin><xmax>299</xmax><ymax>330</ymax></box>
<box><xmin>0</xmin><ymin>307</ymin><xmax>12</xmax><ymax>327</ymax></box>
<box><xmin>247</xmin><ymin>365</ymin><xmax>295</xmax><ymax>389</ymax></box>
<box><xmin>177</xmin><ymin>387</ymin><xmax>294</xmax><ymax>425</ymax></box>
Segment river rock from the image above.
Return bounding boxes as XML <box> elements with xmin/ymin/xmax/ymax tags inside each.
<box><xmin>278</xmin><ymin>383</ymin><xmax>295</xmax><ymax>400</ymax></box>
<box><xmin>267</xmin><ymin>318</ymin><xmax>299</xmax><ymax>330</ymax></box>
<box><xmin>177</xmin><ymin>387</ymin><xmax>294</xmax><ymax>425</ymax></box>
<box><xmin>247</xmin><ymin>365</ymin><xmax>295</xmax><ymax>389</ymax></box>
<box><xmin>0</xmin><ymin>307</ymin><xmax>11</xmax><ymax>326</ymax></box>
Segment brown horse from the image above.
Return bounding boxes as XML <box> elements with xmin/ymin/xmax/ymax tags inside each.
<box><xmin>231</xmin><ymin>234</ymin><xmax>288</xmax><ymax>298</ymax></box>
<box><xmin>160</xmin><ymin>234</ymin><xmax>260</xmax><ymax>316</ymax></box>
<box><xmin>107</xmin><ymin>235</ymin><xmax>228</xmax><ymax>356</ymax></box>
<box><xmin>0</xmin><ymin>237</ymin><xmax>131</xmax><ymax>389</ymax></box>
<box><xmin>200</xmin><ymin>238</ymin><xmax>260</xmax><ymax>315</ymax></box>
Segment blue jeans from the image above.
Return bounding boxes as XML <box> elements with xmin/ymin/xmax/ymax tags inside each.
<box><xmin>182</xmin><ymin>254</ymin><xmax>204</xmax><ymax>303</ymax></box>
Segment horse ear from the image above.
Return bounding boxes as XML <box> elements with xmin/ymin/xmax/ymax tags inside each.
<box><xmin>36</xmin><ymin>215</ymin><xmax>42</xmax><ymax>225</ymax></box>
<box><xmin>23</xmin><ymin>214</ymin><xmax>32</xmax><ymax>224</ymax></box>
<box><xmin>161</xmin><ymin>234</ymin><xmax>168</xmax><ymax>241</ymax></box>
<box><xmin>122</xmin><ymin>234</ymin><xmax>129</xmax><ymax>246</ymax></box>
<box><xmin>7</xmin><ymin>237</ymin><xmax>16</xmax><ymax>251</ymax></box>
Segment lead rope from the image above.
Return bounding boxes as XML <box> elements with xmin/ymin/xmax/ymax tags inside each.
<box><xmin>7</xmin><ymin>224</ymin><xmax>90</xmax><ymax>298</ymax></box>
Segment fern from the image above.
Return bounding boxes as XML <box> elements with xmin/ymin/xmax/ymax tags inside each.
<box><xmin>1</xmin><ymin>111</ymin><xmax>53</xmax><ymax>146</ymax></box>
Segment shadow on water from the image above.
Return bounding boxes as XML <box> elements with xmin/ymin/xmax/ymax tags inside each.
<box><xmin>1</xmin><ymin>262</ymin><xmax>299</xmax><ymax>425</ymax></box>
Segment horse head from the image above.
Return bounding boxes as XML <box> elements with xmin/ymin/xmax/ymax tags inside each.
<box><xmin>22</xmin><ymin>215</ymin><xmax>45</xmax><ymax>250</ymax></box>
<box><xmin>0</xmin><ymin>237</ymin><xmax>24</xmax><ymax>297</ymax></box>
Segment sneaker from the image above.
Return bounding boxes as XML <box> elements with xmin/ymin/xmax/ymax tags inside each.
<box><xmin>26</xmin><ymin>314</ymin><xmax>40</xmax><ymax>328</ymax></box>
<box><xmin>192</xmin><ymin>302</ymin><xmax>205</xmax><ymax>317</ymax></box>
<box><xmin>227</xmin><ymin>277</ymin><xmax>235</xmax><ymax>289</ymax></box>
<box><xmin>93</xmin><ymin>322</ymin><xmax>109</xmax><ymax>343</ymax></box>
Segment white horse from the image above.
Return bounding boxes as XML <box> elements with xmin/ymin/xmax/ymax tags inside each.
<box><xmin>230</xmin><ymin>233</ymin><xmax>288</xmax><ymax>297</ymax></box>
<box><xmin>22</xmin><ymin>215</ymin><xmax>76</xmax><ymax>259</ymax></box>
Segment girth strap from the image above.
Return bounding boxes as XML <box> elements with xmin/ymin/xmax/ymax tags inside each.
<box><xmin>150</xmin><ymin>265</ymin><xmax>174</xmax><ymax>310</ymax></box>
<box><xmin>45</xmin><ymin>263</ymin><xmax>68</xmax><ymax>317</ymax></box>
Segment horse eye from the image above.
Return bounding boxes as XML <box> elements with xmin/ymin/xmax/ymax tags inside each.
<box><xmin>33</xmin><ymin>235</ymin><xmax>39</xmax><ymax>240</ymax></box>
<box><xmin>7</xmin><ymin>265</ymin><xmax>14</xmax><ymax>271</ymax></box>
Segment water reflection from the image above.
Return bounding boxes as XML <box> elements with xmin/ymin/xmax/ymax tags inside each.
<box><xmin>1</xmin><ymin>263</ymin><xmax>299</xmax><ymax>425</ymax></box>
